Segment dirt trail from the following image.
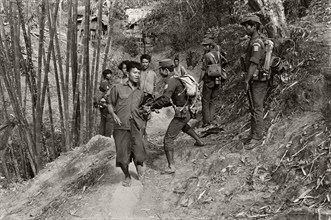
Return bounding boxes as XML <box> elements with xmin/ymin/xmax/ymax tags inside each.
<box><xmin>0</xmin><ymin>108</ymin><xmax>174</xmax><ymax>220</ymax></box>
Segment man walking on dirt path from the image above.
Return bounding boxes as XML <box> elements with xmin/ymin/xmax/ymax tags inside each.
<box><xmin>150</xmin><ymin>59</ymin><xmax>205</xmax><ymax>174</ymax></box>
<box><xmin>140</xmin><ymin>54</ymin><xmax>157</xmax><ymax>140</ymax></box>
<box><xmin>240</xmin><ymin>15</ymin><xmax>268</xmax><ymax>149</ymax></box>
<box><xmin>199</xmin><ymin>38</ymin><xmax>225</xmax><ymax>128</ymax></box>
<box><xmin>107</xmin><ymin>61</ymin><xmax>149</xmax><ymax>187</ymax></box>
<box><xmin>98</xmin><ymin>69</ymin><xmax>113</xmax><ymax>137</ymax></box>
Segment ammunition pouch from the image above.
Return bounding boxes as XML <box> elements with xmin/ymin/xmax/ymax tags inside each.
<box><xmin>174</xmin><ymin>105</ymin><xmax>189</xmax><ymax>118</ymax></box>
<box><xmin>189</xmin><ymin>105</ymin><xmax>197</xmax><ymax>119</ymax></box>
<box><xmin>252</xmin><ymin>68</ymin><xmax>271</xmax><ymax>82</ymax></box>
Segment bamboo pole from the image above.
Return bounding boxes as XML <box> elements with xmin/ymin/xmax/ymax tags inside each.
<box><xmin>52</xmin><ymin>38</ymin><xmax>66</xmax><ymax>152</ymax></box>
<box><xmin>64</xmin><ymin>0</ymin><xmax>72</xmax><ymax>150</ymax></box>
<box><xmin>91</xmin><ymin>0</ymin><xmax>104</xmax><ymax>136</ymax></box>
<box><xmin>71</xmin><ymin>0</ymin><xmax>80</xmax><ymax>146</ymax></box>
<box><xmin>102</xmin><ymin>0</ymin><xmax>116</xmax><ymax>72</ymax></box>
<box><xmin>34</xmin><ymin>0</ymin><xmax>46</xmax><ymax>167</ymax></box>
<box><xmin>82</xmin><ymin>0</ymin><xmax>91</xmax><ymax>143</ymax></box>
<box><xmin>40</xmin><ymin>0</ymin><xmax>60</xmax><ymax>115</ymax></box>
<box><xmin>0</xmin><ymin>37</ymin><xmax>37</xmax><ymax>175</ymax></box>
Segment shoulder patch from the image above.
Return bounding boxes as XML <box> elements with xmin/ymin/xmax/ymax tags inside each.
<box><xmin>253</xmin><ymin>44</ymin><xmax>260</xmax><ymax>51</ymax></box>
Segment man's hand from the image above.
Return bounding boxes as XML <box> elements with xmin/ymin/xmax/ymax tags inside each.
<box><xmin>112</xmin><ymin>114</ymin><xmax>122</xmax><ymax>126</ymax></box>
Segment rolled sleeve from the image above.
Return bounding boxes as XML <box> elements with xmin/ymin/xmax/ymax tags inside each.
<box><xmin>249</xmin><ymin>42</ymin><xmax>263</xmax><ymax>65</ymax></box>
<box><xmin>107</xmin><ymin>85</ymin><xmax>118</xmax><ymax>107</ymax></box>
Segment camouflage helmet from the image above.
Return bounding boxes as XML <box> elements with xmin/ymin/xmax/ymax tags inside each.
<box><xmin>240</xmin><ymin>15</ymin><xmax>261</xmax><ymax>25</ymax></box>
<box><xmin>201</xmin><ymin>38</ymin><xmax>215</xmax><ymax>46</ymax></box>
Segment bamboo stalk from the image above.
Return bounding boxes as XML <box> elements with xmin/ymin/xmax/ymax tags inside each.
<box><xmin>0</xmin><ymin>31</ymin><xmax>38</xmax><ymax>175</ymax></box>
<box><xmin>71</xmin><ymin>0</ymin><xmax>80</xmax><ymax>146</ymax></box>
<box><xmin>9</xmin><ymin>143</ymin><xmax>22</xmax><ymax>181</ymax></box>
<box><xmin>82</xmin><ymin>0</ymin><xmax>91</xmax><ymax>143</ymax></box>
<box><xmin>40</xmin><ymin>0</ymin><xmax>60</xmax><ymax>115</ymax></box>
<box><xmin>102</xmin><ymin>0</ymin><xmax>117</xmax><ymax>72</ymax></box>
<box><xmin>91</xmin><ymin>0</ymin><xmax>104</xmax><ymax>136</ymax></box>
<box><xmin>0</xmin><ymin>148</ymin><xmax>10</xmax><ymax>180</ymax></box>
<box><xmin>64</xmin><ymin>0</ymin><xmax>72</xmax><ymax>150</ymax></box>
<box><xmin>52</xmin><ymin>39</ymin><xmax>66</xmax><ymax>152</ymax></box>
<box><xmin>34</xmin><ymin>0</ymin><xmax>46</xmax><ymax>167</ymax></box>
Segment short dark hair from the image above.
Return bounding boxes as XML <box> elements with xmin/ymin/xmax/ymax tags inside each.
<box><xmin>174</xmin><ymin>57</ymin><xmax>179</xmax><ymax>61</ymax></box>
<box><xmin>140</xmin><ymin>54</ymin><xmax>151</xmax><ymax>63</ymax></box>
<box><xmin>118</xmin><ymin>60</ymin><xmax>130</xmax><ymax>71</ymax></box>
<box><xmin>127</xmin><ymin>61</ymin><xmax>142</xmax><ymax>72</ymax></box>
<box><xmin>102</xmin><ymin>69</ymin><xmax>112</xmax><ymax>77</ymax></box>
<box><xmin>243</xmin><ymin>20</ymin><xmax>261</xmax><ymax>31</ymax></box>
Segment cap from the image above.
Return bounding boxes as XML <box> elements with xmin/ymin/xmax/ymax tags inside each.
<box><xmin>240</xmin><ymin>15</ymin><xmax>261</xmax><ymax>25</ymax></box>
<box><xmin>159</xmin><ymin>59</ymin><xmax>173</xmax><ymax>68</ymax></box>
<box><xmin>201</xmin><ymin>38</ymin><xmax>215</xmax><ymax>45</ymax></box>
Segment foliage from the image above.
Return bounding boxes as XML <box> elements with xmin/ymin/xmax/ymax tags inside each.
<box><xmin>143</xmin><ymin>0</ymin><xmax>246</xmax><ymax>52</ymax></box>
<box><xmin>121</xmin><ymin>37</ymin><xmax>140</xmax><ymax>57</ymax></box>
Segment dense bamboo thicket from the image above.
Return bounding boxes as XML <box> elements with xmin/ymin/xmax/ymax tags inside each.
<box><xmin>0</xmin><ymin>0</ymin><xmax>115</xmax><ymax>179</ymax></box>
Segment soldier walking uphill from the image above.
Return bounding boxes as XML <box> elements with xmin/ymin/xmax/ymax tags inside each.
<box><xmin>240</xmin><ymin>15</ymin><xmax>269</xmax><ymax>149</ymax></box>
<box><xmin>98</xmin><ymin>69</ymin><xmax>113</xmax><ymax>137</ymax></box>
<box><xmin>107</xmin><ymin>61</ymin><xmax>149</xmax><ymax>187</ymax></box>
<box><xmin>199</xmin><ymin>38</ymin><xmax>225</xmax><ymax>128</ymax></box>
<box><xmin>150</xmin><ymin>59</ymin><xmax>205</xmax><ymax>174</ymax></box>
<box><xmin>140</xmin><ymin>54</ymin><xmax>157</xmax><ymax>139</ymax></box>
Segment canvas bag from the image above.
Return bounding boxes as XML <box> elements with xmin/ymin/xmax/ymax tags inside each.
<box><xmin>173</xmin><ymin>74</ymin><xmax>199</xmax><ymax>118</ymax></box>
<box><xmin>175</xmin><ymin>74</ymin><xmax>198</xmax><ymax>97</ymax></box>
<box><xmin>207</xmin><ymin>52</ymin><xmax>228</xmax><ymax>80</ymax></box>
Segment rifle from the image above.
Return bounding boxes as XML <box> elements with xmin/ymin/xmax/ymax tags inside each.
<box><xmin>240</xmin><ymin>55</ymin><xmax>256</xmax><ymax>122</ymax></box>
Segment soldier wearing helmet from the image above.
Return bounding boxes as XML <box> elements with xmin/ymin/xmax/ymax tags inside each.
<box><xmin>199</xmin><ymin>38</ymin><xmax>225</xmax><ymax>128</ymax></box>
<box><xmin>240</xmin><ymin>14</ymin><xmax>268</xmax><ymax>149</ymax></box>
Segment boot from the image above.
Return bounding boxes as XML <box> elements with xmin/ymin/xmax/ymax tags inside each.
<box><xmin>163</xmin><ymin>149</ymin><xmax>176</xmax><ymax>174</ymax></box>
<box><xmin>186</xmin><ymin>129</ymin><xmax>205</xmax><ymax>146</ymax></box>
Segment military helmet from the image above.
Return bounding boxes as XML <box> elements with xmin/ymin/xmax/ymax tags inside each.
<box><xmin>240</xmin><ymin>15</ymin><xmax>261</xmax><ymax>25</ymax></box>
<box><xmin>201</xmin><ymin>38</ymin><xmax>215</xmax><ymax>46</ymax></box>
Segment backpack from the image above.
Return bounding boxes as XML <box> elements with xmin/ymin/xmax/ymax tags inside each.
<box><xmin>252</xmin><ymin>38</ymin><xmax>274</xmax><ymax>81</ymax></box>
<box><xmin>207</xmin><ymin>52</ymin><xmax>228</xmax><ymax>80</ymax></box>
<box><xmin>174</xmin><ymin>74</ymin><xmax>198</xmax><ymax>97</ymax></box>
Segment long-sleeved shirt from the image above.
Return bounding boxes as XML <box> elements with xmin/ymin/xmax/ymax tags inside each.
<box><xmin>140</xmin><ymin>69</ymin><xmax>157</xmax><ymax>95</ymax></box>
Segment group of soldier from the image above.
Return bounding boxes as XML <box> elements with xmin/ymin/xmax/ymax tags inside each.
<box><xmin>95</xmin><ymin>15</ymin><xmax>269</xmax><ymax>187</ymax></box>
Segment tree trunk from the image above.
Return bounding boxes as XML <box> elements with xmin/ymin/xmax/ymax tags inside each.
<box><xmin>248</xmin><ymin>0</ymin><xmax>289</xmax><ymax>38</ymax></box>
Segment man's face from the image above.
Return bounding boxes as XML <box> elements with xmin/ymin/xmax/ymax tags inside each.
<box><xmin>159</xmin><ymin>67</ymin><xmax>168</xmax><ymax>78</ymax></box>
<box><xmin>174</xmin><ymin>60</ymin><xmax>179</xmax><ymax>67</ymax></box>
<box><xmin>122</xmin><ymin>64</ymin><xmax>127</xmax><ymax>75</ymax></box>
<box><xmin>141</xmin><ymin>58</ymin><xmax>150</xmax><ymax>70</ymax></box>
<box><xmin>128</xmin><ymin>67</ymin><xmax>140</xmax><ymax>84</ymax></box>
<box><xmin>203</xmin><ymin>44</ymin><xmax>211</xmax><ymax>53</ymax></box>
<box><xmin>105</xmin><ymin>73</ymin><xmax>111</xmax><ymax>80</ymax></box>
<box><xmin>244</xmin><ymin>23</ymin><xmax>254</xmax><ymax>36</ymax></box>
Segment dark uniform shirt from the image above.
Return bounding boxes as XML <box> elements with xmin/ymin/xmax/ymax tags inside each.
<box><xmin>152</xmin><ymin>77</ymin><xmax>187</xmax><ymax>109</ymax></box>
<box><xmin>201</xmin><ymin>50</ymin><xmax>222</xmax><ymax>86</ymax></box>
<box><xmin>244</xmin><ymin>34</ymin><xmax>265</xmax><ymax>72</ymax></box>
<box><xmin>107</xmin><ymin>82</ymin><xmax>145</xmax><ymax>130</ymax></box>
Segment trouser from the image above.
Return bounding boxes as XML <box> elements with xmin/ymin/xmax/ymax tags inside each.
<box><xmin>113</xmin><ymin>120</ymin><xmax>146</xmax><ymax>167</ymax></box>
<box><xmin>164</xmin><ymin>113</ymin><xmax>192</xmax><ymax>151</ymax></box>
<box><xmin>202</xmin><ymin>82</ymin><xmax>220</xmax><ymax>124</ymax></box>
<box><xmin>99</xmin><ymin>108</ymin><xmax>113</xmax><ymax>137</ymax></box>
<box><xmin>250</xmin><ymin>81</ymin><xmax>268</xmax><ymax>140</ymax></box>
